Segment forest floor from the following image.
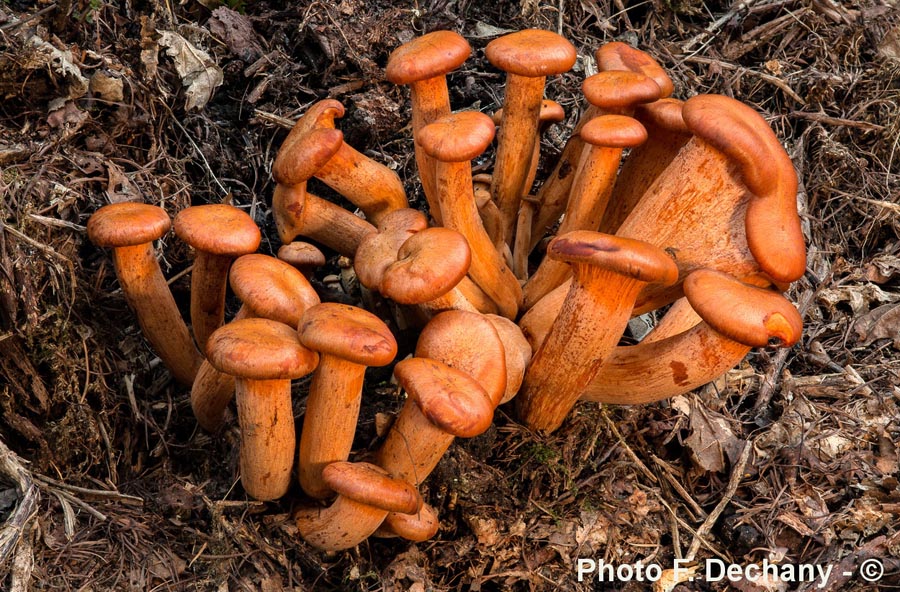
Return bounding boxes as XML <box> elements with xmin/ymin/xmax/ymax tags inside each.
<box><xmin>0</xmin><ymin>0</ymin><xmax>899</xmax><ymax>590</ymax></box>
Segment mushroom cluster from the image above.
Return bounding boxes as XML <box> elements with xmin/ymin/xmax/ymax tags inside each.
<box><xmin>87</xmin><ymin>30</ymin><xmax>806</xmax><ymax>551</ymax></box>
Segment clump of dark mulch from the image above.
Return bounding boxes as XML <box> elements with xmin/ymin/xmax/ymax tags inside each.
<box><xmin>0</xmin><ymin>0</ymin><xmax>899</xmax><ymax>590</ymax></box>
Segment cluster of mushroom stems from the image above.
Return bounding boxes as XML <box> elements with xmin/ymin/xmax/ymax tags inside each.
<box><xmin>87</xmin><ymin>29</ymin><xmax>806</xmax><ymax>551</ymax></box>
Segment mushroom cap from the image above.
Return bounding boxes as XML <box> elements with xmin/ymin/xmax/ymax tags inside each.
<box><xmin>634</xmin><ymin>98</ymin><xmax>688</xmax><ymax>134</ymax></box>
<box><xmin>418</xmin><ymin>111</ymin><xmax>495</xmax><ymax>162</ymax></box>
<box><xmin>581</xmin><ymin>71</ymin><xmax>662</xmax><ymax>111</ymax></box>
<box><xmin>414</xmin><ymin>310</ymin><xmax>507</xmax><ymax>406</ymax></box>
<box><xmin>580</xmin><ymin>114</ymin><xmax>648</xmax><ymax>148</ymax></box>
<box><xmin>684</xmin><ymin>269</ymin><xmax>803</xmax><ymax>348</ymax></box>
<box><xmin>277</xmin><ymin>241</ymin><xmax>326</xmax><ymax>270</ymax></box>
<box><xmin>484</xmin><ymin>314</ymin><xmax>532</xmax><ymax>404</ymax></box>
<box><xmin>354</xmin><ymin>208</ymin><xmax>428</xmax><ymax>290</ymax></box>
<box><xmin>547</xmin><ymin>231</ymin><xmax>679</xmax><ymax>285</ymax></box>
<box><xmin>173</xmin><ymin>204</ymin><xmax>261</xmax><ymax>256</ymax></box>
<box><xmin>485</xmin><ymin>29</ymin><xmax>577</xmax><ymax>77</ymax></box>
<box><xmin>298</xmin><ymin>303</ymin><xmax>397</xmax><ymax>366</ymax></box>
<box><xmin>681</xmin><ymin>94</ymin><xmax>806</xmax><ymax>284</ymax></box>
<box><xmin>323</xmin><ymin>461</ymin><xmax>421</xmax><ymax>514</ymax></box>
<box><xmin>206</xmin><ymin>317</ymin><xmax>319</xmax><ymax>380</ymax></box>
<box><xmin>272</xmin><ymin>127</ymin><xmax>343</xmax><ymax>186</ymax></box>
<box><xmin>385</xmin><ymin>30</ymin><xmax>471</xmax><ymax>85</ymax></box>
<box><xmin>381</xmin><ymin>227</ymin><xmax>471</xmax><ymax>304</ymax></box>
<box><xmin>394</xmin><ymin>357</ymin><xmax>495</xmax><ymax>438</ymax></box>
<box><xmin>230</xmin><ymin>254</ymin><xmax>320</xmax><ymax>327</ymax></box>
<box><xmin>87</xmin><ymin>202</ymin><xmax>171</xmax><ymax>247</ymax></box>
<box><xmin>594</xmin><ymin>42</ymin><xmax>674</xmax><ymax>98</ymax></box>
<box><xmin>381</xmin><ymin>503</ymin><xmax>440</xmax><ymax>541</ymax></box>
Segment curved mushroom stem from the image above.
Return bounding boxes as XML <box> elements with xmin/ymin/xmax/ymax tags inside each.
<box><xmin>113</xmin><ymin>244</ymin><xmax>202</xmax><ymax>385</ymax></box>
<box><xmin>295</xmin><ymin>462</ymin><xmax>421</xmax><ymax>551</ymax></box>
<box><xmin>190</xmin><ymin>356</ymin><xmax>237</xmax><ymax>433</ymax></box>
<box><xmin>272</xmin><ymin>184</ymin><xmax>376</xmax><ymax>257</ymax></box>
<box><xmin>581</xmin><ymin>271</ymin><xmax>802</xmax><ymax>405</ymax></box>
<box><xmin>376</xmin><ymin>404</ymin><xmax>455</xmax><ymax>486</ymax></box>
<box><xmin>418</xmin><ymin>112</ymin><xmax>523</xmax><ymax>318</ymax></box>
<box><xmin>235</xmin><ymin>378</ymin><xmax>296</xmax><ymax>501</ymax></box>
<box><xmin>516</xmin><ymin>232</ymin><xmax>678</xmax><ymax>433</ymax></box>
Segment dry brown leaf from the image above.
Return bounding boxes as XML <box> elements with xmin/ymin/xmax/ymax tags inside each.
<box><xmin>105</xmin><ymin>160</ymin><xmax>140</xmax><ymax>203</ymax></box>
<box><xmin>157</xmin><ymin>30</ymin><xmax>224</xmax><ymax>110</ymax></box>
<box><xmin>852</xmin><ymin>303</ymin><xmax>900</xmax><ymax>349</ymax></box>
<box><xmin>817</xmin><ymin>283</ymin><xmax>898</xmax><ymax>315</ymax></box>
<box><xmin>208</xmin><ymin>7</ymin><xmax>263</xmax><ymax>62</ymax></box>
<box><xmin>672</xmin><ymin>396</ymin><xmax>745</xmax><ymax>473</ymax></box>
<box><xmin>864</xmin><ymin>254</ymin><xmax>900</xmax><ymax>283</ymax></box>
<box><xmin>574</xmin><ymin>510</ymin><xmax>609</xmax><ymax>550</ymax></box>
<box><xmin>89</xmin><ymin>71</ymin><xmax>124</xmax><ymax>102</ymax></box>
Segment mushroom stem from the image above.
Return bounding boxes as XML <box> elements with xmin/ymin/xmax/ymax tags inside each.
<box><xmin>112</xmin><ymin>243</ymin><xmax>202</xmax><ymax>385</ymax></box>
<box><xmin>297</xmin><ymin>357</ymin><xmax>365</xmax><ymax>498</ymax></box>
<box><xmin>273</xmin><ymin>184</ymin><xmax>375</xmax><ymax>257</ymax></box>
<box><xmin>234</xmin><ymin>378</ymin><xmax>296</xmax><ymax>501</ymax></box>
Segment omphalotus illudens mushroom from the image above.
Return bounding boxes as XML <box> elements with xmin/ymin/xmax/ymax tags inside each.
<box><xmin>174</xmin><ymin>204</ymin><xmax>261</xmax><ymax>351</ymax></box>
<box><xmin>87</xmin><ymin>202</ymin><xmax>202</xmax><ymax>385</ymax></box>
<box><xmin>516</xmin><ymin>231</ymin><xmax>678</xmax><ymax>433</ymax></box>
<box><xmin>206</xmin><ymin>318</ymin><xmax>318</xmax><ymax>501</ymax></box>
<box><xmin>386</xmin><ymin>30</ymin><xmax>471</xmax><ymax>225</ymax></box>
<box><xmin>297</xmin><ymin>303</ymin><xmax>397</xmax><ymax>499</ymax></box>
<box><xmin>294</xmin><ymin>461</ymin><xmax>421</xmax><ymax>551</ymax></box>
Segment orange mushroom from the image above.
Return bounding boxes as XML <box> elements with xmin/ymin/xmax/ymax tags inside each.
<box><xmin>296</xmin><ymin>303</ymin><xmax>397</xmax><ymax>499</ymax></box>
<box><xmin>87</xmin><ymin>202</ymin><xmax>202</xmax><ymax>385</ymax></box>
<box><xmin>485</xmin><ymin>29</ymin><xmax>577</xmax><ymax>245</ymax></box>
<box><xmin>173</xmin><ymin>204</ymin><xmax>261</xmax><ymax>351</ymax></box>
<box><xmin>516</xmin><ymin>231</ymin><xmax>678</xmax><ymax>433</ymax></box>
<box><xmin>206</xmin><ymin>318</ymin><xmax>318</xmax><ymax>500</ymax></box>
<box><xmin>417</xmin><ymin>111</ymin><xmax>522</xmax><ymax>318</ymax></box>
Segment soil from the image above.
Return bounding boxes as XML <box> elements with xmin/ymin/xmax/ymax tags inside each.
<box><xmin>0</xmin><ymin>0</ymin><xmax>899</xmax><ymax>590</ymax></box>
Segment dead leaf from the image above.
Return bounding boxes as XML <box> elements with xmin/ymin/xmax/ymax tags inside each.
<box><xmin>672</xmin><ymin>395</ymin><xmax>745</xmax><ymax>472</ymax></box>
<box><xmin>23</xmin><ymin>34</ymin><xmax>88</xmax><ymax>108</ymax></box>
<box><xmin>157</xmin><ymin>30</ymin><xmax>224</xmax><ymax>110</ymax></box>
<box><xmin>879</xmin><ymin>26</ymin><xmax>900</xmax><ymax>62</ymax></box>
<box><xmin>574</xmin><ymin>510</ymin><xmax>609</xmax><ymax>550</ymax></box>
<box><xmin>817</xmin><ymin>283</ymin><xmax>898</xmax><ymax>315</ymax></box>
<box><xmin>140</xmin><ymin>16</ymin><xmax>158</xmax><ymax>80</ymax></box>
<box><xmin>89</xmin><ymin>71</ymin><xmax>124</xmax><ymax>102</ymax></box>
<box><xmin>852</xmin><ymin>303</ymin><xmax>900</xmax><ymax>349</ymax></box>
<box><xmin>864</xmin><ymin>254</ymin><xmax>900</xmax><ymax>284</ymax></box>
<box><xmin>466</xmin><ymin>514</ymin><xmax>501</xmax><ymax>547</ymax></box>
<box><xmin>208</xmin><ymin>7</ymin><xmax>263</xmax><ymax>62</ymax></box>
<box><xmin>105</xmin><ymin>160</ymin><xmax>140</xmax><ymax>203</ymax></box>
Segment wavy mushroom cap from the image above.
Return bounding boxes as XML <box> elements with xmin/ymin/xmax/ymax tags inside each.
<box><xmin>684</xmin><ymin>269</ymin><xmax>803</xmax><ymax>348</ymax></box>
<box><xmin>87</xmin><ymin>202</ymin><xmax>171</xmax><ymax>248</ymax></box>
<box><xmin>354</xmin><ymin>208</ymin><xmax>428</xmax><ymax>290</ymax></box>
<box><xmin>385</xmin><ymin>30</ymin><xmax>472</xmax><ymax>84</ymax></box>
<box><xmin>681</xmin><ymin>94</ymin><xmax>806</xmax><ymax>284</ymax></box>
<box><xmin>277</xmin><ymin>241</ymin><xmax>326</xmax><ymax>270</ymax></box>
<box><xmin>418</xmin><ymin>111</ymin><xmax>495</xmax><ymax>162</ymax></box>
<box><xmin>414</xmin><ymin>310</ymin><xmax>507</xmax><ymax>406</ymax></box>
<box><xmin>272</xmin><ymin>127</ymin><xmax>343</xmax><ymax>186</ymax></box>
<box><xmin>323</xmin><ymin>462</ymin><xmax>421</xmax><ymax>514</ymax></box>
<box><xmin>230</xmin><ymin>254</ymin><xmax>320</xmax><ymax>327</ymax></box>
<box><xmin>485</xmin><ymin>29</ymin><xmax>577</xmax><ymax>77</ymax></box>
<box><xmin>580</xmin><ymin>114</ymin><xmax>648</xmax><ymax>148</ymax></box>
<box><xmin>382</xmin><ymin>503</ymin><xmax>440</xmax><ymax>542</ymax></box>
<box><xmin>547</xmin><ymin>231</ymin><xmax>679</xmax><ymax>285</ymax></box>
<box><xmin>594</xmin><ymin>42</ymin><xmax>674</xmax><ymax>98</ymax></box>
<box><xmin>582</xmin><ymin>71</ymin><xmax>662</xmax><ymax>111</ymax></box>
<box><xmin>206</xmin><ymin>317</ymin><xmax>319</xmax><ymax>380</ymax></box>
<box><xmin>298</xmin><ymin>303</ymin><xmax>397</xmax><ymax>366</ymax></box>
<box><xmin>394</xmin><ymin>357</ymin><xmax>495</xmax><ymax>438</ymax></box>
<box><xmin>381</xmin><ymin>227</ymin><xmax>471</xmax><ymax>304</ymax></box>
<box><xmin>174</xmin><ymin>204</ymin><xmax>261</xmax><ymax>256</ymax></box>
<box><xmin>634</xmin><ymin>98</ymin><xmax>688</xmax><ymax>133</ymax></box>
